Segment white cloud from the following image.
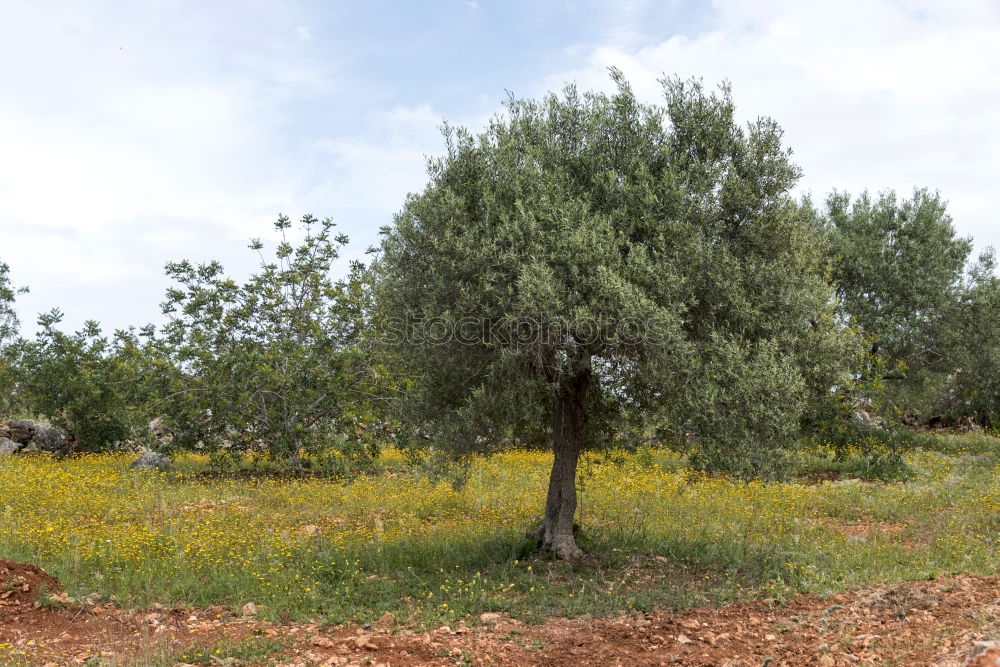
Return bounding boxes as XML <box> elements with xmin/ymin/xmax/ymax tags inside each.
<box><xmin>3</xmin><ymin>0</ymin><xmax>998</xmax><ymax>336</ymax></box>
<box><xmin>0</xmin><ymin>1</ymin><xmax>329</xmax><ymax>332</ymax></box>
<box><xmin>310</xmin><ymin>104</ymin><xmax>458</xmax><ymax>234</ymax></box>
<box><xmin>0</xmin><ymin>217</ymin><xmax>257</xmax><ymax>333</ymax></box>
<box><xmin>547</xmin><ymin>0</ymin><xmax>1000</xmax><ymax>253</ymax></box>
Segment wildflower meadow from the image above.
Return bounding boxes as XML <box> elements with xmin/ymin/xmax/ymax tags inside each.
<box><xmin>3</xmin><ymin>433</ymin><xmax>999</xmax><ymax>630</ymax></box>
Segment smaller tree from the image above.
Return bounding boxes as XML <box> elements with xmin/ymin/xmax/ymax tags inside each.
<box><xmin>0</xmin><ymin>261</ymin><xmax>27</xmax><ymax>415</ymax></box>
<box><xmin>0</xmin><ymin>261</ymin><xmax>25</xmax><ymax>346</ymax></box>
<box><xmin>822</xmin><ymin>188</ymin><xmax>973</xmax><ymax>416</ymax></box>
<box><xmin>12</xmin><ymin>313</ymin><xmax>148</xmax><ymax>450</ymax></box>
<box><xmin>948</xmin><ymin>249</ymin><xmax>1000</xmax><ymax>427</ymax></box>
<box><xmin>160</xmin><ymin>214</ymin><xmax>377</xmax><ymax>468</ymax></box>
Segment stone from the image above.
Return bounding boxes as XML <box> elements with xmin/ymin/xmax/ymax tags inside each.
<box><xmin>8</xmin><ymin>418</ymin><xmax>36</xmax><ymax>444</ymax></box>
<box><xmin>966</xmin><ymin>641</ymin><xmax>1000</xmax><ymax>667</ymax></box>
<box><xmin>31</xmin><ymin>423</ymin><xmax>67</xmax><ymax>452</ymax></box>
<box><xmin>130</xmin><ymin>451</ymin><xmax>171</xmax><ymax>470</ymax></box>
<box><xmin>310</xmin><ymin>636</ymin><xmax>336</xmax><ymax>648</ymax></box>
<box><xmin>0</xmin><ymin>437</ymin><xmax>20</xmax><ymax>456</ymax></box>
<box><xmin>148</xmin><ymin>417</ymin><xmax>166</xmax><ymax>436</ymax></box>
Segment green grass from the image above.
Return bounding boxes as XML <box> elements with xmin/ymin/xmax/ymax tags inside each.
<box><xmin>173</xmin><ymin>638</ymin><xmax>287</xmax><ymax>666</ymax></box>
<box><xmin>1</xmin><ymin>432</ymin><xmax>1000</xmax><ymax>630</ymax></box>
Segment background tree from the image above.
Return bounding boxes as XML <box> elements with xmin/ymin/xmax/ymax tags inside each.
<box><xmin>374</xmin><ymin>72</ymin><xmax>853</xmax><ymax>558</ymax></box>
<box><xmin>0</xmin><ymin>261</ymin><xmax>24</xmax><ymax>346</ymax></box>
<box><xmin>0</xmin><ymin>261</ymin><xmax>27</xmax><ymax>416</ymax></box>
<box><xmin>948</xmin><ymin>249</ymin><xmax>1000</xmax><ymax>426</ymax></box>
<box><xmin>11</xmin><ymin>313</ymin><xmax>151</xmax><ymax>450</ymax></box>
<box><xmin>822</xmin><ymin>189</ymin><xmax>973</xmax><ymax>417</ymax></box>
<box><xmin>159</xmin><ymin>214</ymin><xmax>379</xmax><ymax>468</ymax></box>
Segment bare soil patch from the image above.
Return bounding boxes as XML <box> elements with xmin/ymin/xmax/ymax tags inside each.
<box><xmin>3</xmin><ymin>559</ymin><xmax>1000</xmax><ymax>665</ymax></box>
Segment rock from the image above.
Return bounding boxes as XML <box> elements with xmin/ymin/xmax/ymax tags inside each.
<box><xmin>130</xmin><ymin>451</ymin><xmax>171</xmax><ymax>470</ymax></box>
<box><xmin>148</xmin><ymin>417</ymin><xmax>165</xmax><ymax>436</ymax></box>
<box><xmin>8</xmin><ymin>419</ymin><xmax>35</xmax><ymax>444</ymax></box>
<box><xmin>958</xmin><ymin>415</ymin><xmax>984</xmax><ymax>433</ymax></box>
<box><xmin>851</xmin><ymin>410</ymin><xmax>885</xmax><ymax>430</ymax></box>
<box><xmin>0</xmin><ymin>437</ymin><xmax>21</xmax><ymax>456</ymax></box>
<box><xmin>31</xmin><ymin>424</ymin><xmax>67</xmax><ymax>452</ymax></box>
<box><xmin>310</xmin><ymin>636</ymin><xmax>336</xmax><ymax>648</ymax></box>
<box><xmin>966</xmin><ymin>641</ymin><xmax>1000</xmax><ymax>667</ymax></box>
<box><xmin>242</xmin><ymin>601</ymin><xmax>258</xmax><ymax>617</ymax></box>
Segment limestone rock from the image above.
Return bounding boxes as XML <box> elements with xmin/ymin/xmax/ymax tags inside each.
<box><xmin>130</xmin><ymin>451</ymin><xmax>171</xmax><ymax>470</ymax></box>
<box><xmin>0</xmin><ymin>437</ymin><xmax>20</xmax><ymax>456</ymax></box>
<box><xmin>31</xmin><ymin>423</ymin><xmax>67</xmax><ymax>452</ymax></box>
<box><xmin>148</xmin><ymin>417</ymin><xmax>165</xmax><ymax>436</ymax></box>
<box><xmin>8</xmin><ymin>418</ymin><xmax>36</xmax><ymax>444</ymax></box>
<box><xmin>966</xmin><ymin>641</ymin><xmax>1000</xmax><ymax>667</ymax></box>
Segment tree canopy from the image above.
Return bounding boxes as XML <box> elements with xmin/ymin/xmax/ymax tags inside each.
<box><xmin>159</xmin><ymin>215</ymin><xmax>379</xmax><ymax>467</ymax></box>
<box><xmin>821</xmin><ymin>189</ymin><xmax>974</xmax><ymax>416</ymax></box>
<box><xmin>374</xmin><ymin>71</ymin><xmax>852</xmax><ymax>557</ymax></box>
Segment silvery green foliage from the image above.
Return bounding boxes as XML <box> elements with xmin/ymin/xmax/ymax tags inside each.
<box><xmin>160</xmin><ymin>215</ymin><xmax>377</xmax><ymax>464</ymax></box>
<box><xmin>376</xmin><ymin>70</ymin><xmax>851</xmax><ymax>482</ymax></box>
<box><xmin>0</xmin><ymin>261</ymin><xmax>24</xmax><ymax>346</ymax></box>
<box><xmin>0</xmin><ymin>261</ymin><xmax>28</xmax><ymax>416</ymax></box>
<box><xmin>949</xmin><ymin>249</ymin><xmax>1000</xmax><ymax>426</ymax></box>
<box><xmin>822</xmin><ymin>189</ymin><xmax>974</xmax><ymax>416</ymax></box>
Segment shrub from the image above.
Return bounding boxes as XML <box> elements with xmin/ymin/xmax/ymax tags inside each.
<box><xmin>158</xmin><ymin>214</ymin><xmax>380</xmax><ymax>468</ymax></box>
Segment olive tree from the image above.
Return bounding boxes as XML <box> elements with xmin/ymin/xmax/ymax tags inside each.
<box><xmin>822</xmin><ymin>189</ymin><xmax>973</xmax><ymax>416</ymax></box>
<box><xmin>374</xmin><ymin>72</ymin><xmax>850</xmax><ymax>558</ymax></box>
<box><xmin>0</xmin><ymin>261</ymin><xmax>23</xmax><ymax>346</ymax></box>
<box><xmin>0</xmin><ymin>261</ymin><xmax>27</xmax><ymax>415</ymax></box>
<box><xmin>949</xmin><ymin>249</ymin><xmax>1000</xmax><ymax>426</ymax></box>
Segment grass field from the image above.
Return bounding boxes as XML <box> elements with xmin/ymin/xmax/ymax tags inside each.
<box><xmin>2</xmin><ymin>433</ymin><xmax>999</xmax><ymax>630</ymax></box>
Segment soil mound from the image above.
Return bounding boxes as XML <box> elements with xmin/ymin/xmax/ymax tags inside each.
<box><xmin>0</xmin><ymin>558</ymin><xmax>60</xmax><ymax>616</ymax></box>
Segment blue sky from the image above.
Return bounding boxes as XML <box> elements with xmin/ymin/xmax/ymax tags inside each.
<box><xmin>3</xmin><ymin>0</ymin><xmax>999</xmax><ymax>333</ymax></box>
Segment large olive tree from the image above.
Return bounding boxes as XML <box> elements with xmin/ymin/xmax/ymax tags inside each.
<box><xmin>375</xmin><ymin>72</ymin><xmax>848</xmax><ymax>558</ymax></box>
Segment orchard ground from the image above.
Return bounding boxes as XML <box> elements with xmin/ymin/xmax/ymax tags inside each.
<box><xmin>3</xmin><ymin>431</ymin><xmax>1000</xmax><ymax>665</ymax></box>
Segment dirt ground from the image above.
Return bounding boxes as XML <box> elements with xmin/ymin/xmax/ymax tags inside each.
<box><xmin>4</xmin><ymin>558</ymin><xmax>1000</xmax><ymax>666</ymax></box>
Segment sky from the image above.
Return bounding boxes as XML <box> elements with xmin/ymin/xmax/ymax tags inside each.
<box><xmin>2</xmin><ymin>0</ymin><xmax>999</xmax><ymax>334</ymax></box>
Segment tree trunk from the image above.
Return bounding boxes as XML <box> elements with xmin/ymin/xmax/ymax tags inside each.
<box><xmin>541</xmin><ymin>358</ymin><xmax>591</xmax><ymax>559</ymax></box>
<box><xmin>287</xmin><ymin>447</ymin><xmax>304</xmax><ymax>474</ymax></box>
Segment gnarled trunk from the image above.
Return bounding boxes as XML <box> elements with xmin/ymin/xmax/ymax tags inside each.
<box><xmin>542</xmin><ymin>359</ymin><xmax>591</xmax><ymax>559</ymax></box>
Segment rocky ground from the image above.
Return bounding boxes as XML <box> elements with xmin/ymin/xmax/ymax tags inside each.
<box><xmin>5</xmin><ymin>559</ymin><xmax>1000</xmax><ymax>666</ymax></box>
